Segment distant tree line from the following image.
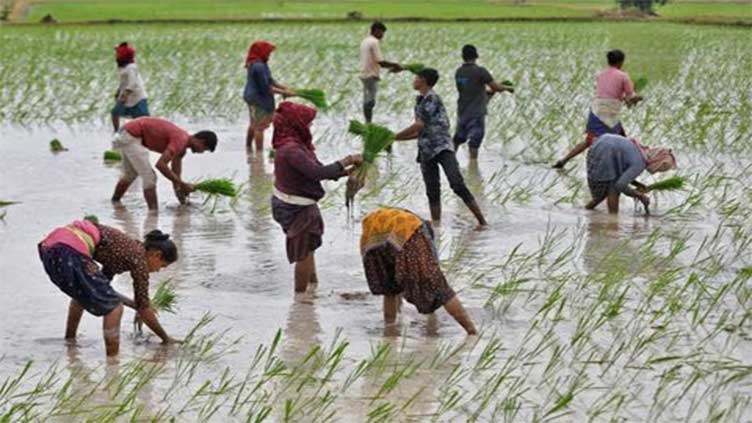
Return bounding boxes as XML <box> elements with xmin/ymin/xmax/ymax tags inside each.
<box><xmin>617</xmin><ymin>0</ymin><xmax>669</xmax><ymax>13</ymax></box>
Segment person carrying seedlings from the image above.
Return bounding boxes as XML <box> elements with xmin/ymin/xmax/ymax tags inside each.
<box><xmin>111</xmin><ymin>42</ymin><xmax>150</xmax><ymax>132</ymax></box>
<box><xmin>585</xmin><ymin>134</ymin><xmax>676</xmax><ymax>214</ymax></box>
<box><xmin>244</xmin><ymin>40</ymin><xmax>295</xmax><ymax>152</ymax></box>
<box><xmin>360</xmin><ymin>207</ymin><xmax>477</xmax><ymax>335</ymax></box>
<box><xmin>359</xmin><ymin>21</ymin><xmax>403</xmax><ymax>124</ymax></box>
<box><xmin>38</xmin><ymin>218</ymin><xmax>181</xmax><ymax>357</ymax></box>
<box><xmin>394</xmin><ymin>68</ymin><xmax>487</xmax><ymax>228</ymax></box>
<box><xmin>554</xmin><ymin>49</ymin><xmax>643</xmax><ymax>169</ymax></box>
<box><xmin>110</xmin><ymin>117</ymin><xmax>218</xmax><ymax>210</ymax></box>
<box><xmin>271</xmin><ymin>101</ymin><xmax>362</xmax><ymax>294</ymax></box>
<box><xmin>453</xmin><ymin>44</ymin><xmax>513</xmax><ymax>160</ymax></box>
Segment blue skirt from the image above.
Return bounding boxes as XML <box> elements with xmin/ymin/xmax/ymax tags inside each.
<box><xmin>111</xmin><ymin>98</ymin><xmax>150</xmax><ymax>118</ymax></box>
<box><xmin>39</xmin><ymin>244</ymin><xmax>121</xmax><ymax>316</ymax></box>
<box><xmin>585</xmin><ymin>111</ymin><xmax>625</xmax><ymax>143</ymax></box>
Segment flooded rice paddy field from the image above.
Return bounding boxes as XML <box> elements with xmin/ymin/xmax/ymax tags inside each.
<box><xmin>1</xmin><ymin>22</ymin><xmax>751</xmax><ymax>421</ymax></box>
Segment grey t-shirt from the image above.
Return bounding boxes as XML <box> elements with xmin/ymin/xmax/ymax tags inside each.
<box><xmin>455</xmin><ymin>63</ymin><xmax>494</xmax><ymax>122</ymax></box>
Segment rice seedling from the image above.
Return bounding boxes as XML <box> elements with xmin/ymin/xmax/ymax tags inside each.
<box><xmin>49</xmin><ymin>138</ymin><xmax>66</xmax><ymax>152</ymax></box>
<box><xmin>103</xmin><ymin>150</ymin><xmax>122</xmax><ymax>162</ymax></box>
<box><xmin>401</xmin><ymin>63</ymin><xmax>425</xmax><ymax>74</ymax></box>
<box><xmin>345</xmin><ymin>120</ymin><xmax>394</xmax><ymax>208</ymax></box>
<box><xmin>634</xmin><ymin>76</ymin><xmax>649</xmax><ymax>92</ymax></box>
<box><xmin>648</xmin><ymin>175</ymin><xmax>686</xmax><ymax>192</ymax></box>
<box><xmin>292</xmin><ymin>88</ymin><xmax>328</xmax><ymax>109</ymax></box>
<box><xmin>151</xmin><ymin>280</ymin><xmax>178</xmax><ymax>314</ymax></box>
<box><xmin>194</xmin><ymin>178</ymin><xmax>238</xmax><ymax>197</ymax></box>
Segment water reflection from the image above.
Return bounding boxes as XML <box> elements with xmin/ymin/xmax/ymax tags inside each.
<box><xmin>281</xmin><ymin>293</ymin><xmax>322</xmax><ymax>364</ymax></box>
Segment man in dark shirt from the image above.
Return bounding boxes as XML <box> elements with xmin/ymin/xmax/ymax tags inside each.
<box><xmin>394</xmin><ymin>68</ymin><xmax>487</xmax><ymax>228</ymax></box>
<box><xmin>453</xmin><ymin>44</ymin><xmax>513</xmax><ymax>160</ymax></box>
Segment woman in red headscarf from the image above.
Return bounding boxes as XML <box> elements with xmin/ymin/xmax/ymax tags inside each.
<box><xmin>243</xmin><ymin>41</ymin><xmax>295</xmax><ymax>152</ymax></box>
<box><xmin>111</xmin><ymin>42</ymin><xmax>150</xmax><ymax>132</ymax></box>
<box><xmin>271</xmin><ymin>101</ymin><xmax>363</xmax><ymax>294</ymax></box>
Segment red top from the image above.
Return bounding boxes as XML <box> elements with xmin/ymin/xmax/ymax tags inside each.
<box><xmin>124</xmin><ymin>117</ymin><xmax>190</xmax><ymax>156</ymax></box>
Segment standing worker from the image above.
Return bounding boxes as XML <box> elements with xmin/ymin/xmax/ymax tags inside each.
<box><xmin>453</xmin><ymin>44</ymin><xmax>513</xmax><ymax>160</ymax></box>
<box><xmin>554</xmin><ymin>49</ymin><xmax>643</xmax><ymax>168</ymax></box>
<box><xmin>110</xmin><ymin>117</ymin><xmax>218</xmax><ymax>210</ymax></box>
<box><xmin>359</xmin><ymin>21</ymin><xmax>403</xmax><ymax>124</ymax></box>
<box><xmin>111</xmin><ymin>42</ymin><xmax>150</xmax><ymax>132</ymax></box>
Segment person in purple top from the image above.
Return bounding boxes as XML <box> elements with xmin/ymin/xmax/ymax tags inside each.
<box><xmin>270</xmin><ymin>101</ymin><xmax>362</xmax><ymax>294</ymax></box>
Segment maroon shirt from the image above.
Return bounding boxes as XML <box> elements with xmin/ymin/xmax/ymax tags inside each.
<box><xmin>274</xmin><ymin>143</ymin><xmax>345</xmax><ymax>201</ymax></box>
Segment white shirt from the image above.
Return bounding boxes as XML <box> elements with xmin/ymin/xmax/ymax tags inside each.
<box><xmin>117</xmin><ymin>63</ymin><xmax>147</xmax><ymax>107</ymax></box>
<box><xmin>359</xmin><ymin>35</ymin><xmax>384</xmax><ymax>80</ymax></box>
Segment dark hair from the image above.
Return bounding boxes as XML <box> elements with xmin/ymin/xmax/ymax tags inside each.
<box><xmin>607</xmin><ymin>49</ymin><xmax>625</xmax><ymax>66</ymax></box>
<box><xmin>144</xmin><ymin>230</ymin><xmax>178</xmax><ymax>263</ymax></box>
<box><xmin>371</xmin><ymin>21</ymin><xmax>386</xmax><ymax>33</ymax></box>
<box><xmin>194</xmin><ymin>131</ymin><xmax>217</xmax><ymax>152</ymax></box>
<box><xmin>417</xmin><ymin>68</ymin><xmax>440</xmax><ymax>87</ymax></box>
<box><xmin>462</xmin><ymin>44</ymin><xmax>478</xmax><ymax>61</ymax></box>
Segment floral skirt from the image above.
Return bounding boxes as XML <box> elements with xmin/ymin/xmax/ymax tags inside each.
<box><xmin>38</xmin><ymin>244</ymin><xmax>121</xmax><ymax>316</ymax></box>
<box><xmin>362</xmin><ymin>224</ymin><xmax>455</xmax><ymax>314</ymax></box>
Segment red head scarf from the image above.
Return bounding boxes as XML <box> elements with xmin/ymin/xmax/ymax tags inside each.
<box><xmin>115</xmin><ymin>42</ymin><xmax>135</xmax><ymax>66</ymax></box>
<box><xmin>245</xmin><ymin>41</ymin><xmax>276</xmax><ymax>67</ymax></box>
<box><xmin>272</xmin><ymin>102</ymin><xmax>317</xmax><ymax>151</ymax></box>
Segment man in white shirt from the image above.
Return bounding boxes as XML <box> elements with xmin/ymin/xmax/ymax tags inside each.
<box><xmin>359</xmin><ymin>21</ymin><xmax>402</xmax><ymax>123</ymax></box>
<box><xmin>111</xmin><ymin>42</ymin><xmax>150</xmax><ymax>132</ymax></box>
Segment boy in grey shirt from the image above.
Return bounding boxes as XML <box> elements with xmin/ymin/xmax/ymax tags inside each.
<box><xmin>453</xmin><ymin>45</ymin><xmax>512</xmax><ymax>160</ymax></box>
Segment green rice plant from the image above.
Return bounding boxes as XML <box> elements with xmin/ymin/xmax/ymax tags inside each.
<box><xmin>345</xmin><ymin>120</ymin><xmax>395</xmax><ymax>208</ymax></box>
<box><xmin>49</xmin><ymin>139</ymin><xmax>66</xmax><ymax>152</ymax></box>
<box><xmin>194</xmin><ymin>178</ymin><xmax>238</xmax><ymax>198</ymax></box>
<box><xmin>634</xmin><ymin>76</ymin><xmax>649</xmax><ymax>92</ymax></box>
<box><xmin>292</xmin><ymin>88</ymin><xmax>328</xmax><ymax>109</ymax></box>
<box><xmin>402</xmin><ymin>63</ymin><xmax>425</xmax><ymax>74</ymax></box>
<box><xmin>103</xmin><ymin>150</ymin><xmax>122</xmax><ymax>162</ymax></box>
<box><xmin>0</xmin><ymin>201</ymin><xmax>18</xmax><ymax>207</ymax></box>
<box><xmin>83</xmin><ymin>214</ymin><xmax>99</xmax><ymax>224</ymax></box>
<box><xmin>151</xmin><ymin>280</ymin><xmax>178</xmax><ymax>314</ymax></box>
<box><xmin>648</xmin><ymin>176</ymin><xmax>686</xmax><ymax>192</ymax></box>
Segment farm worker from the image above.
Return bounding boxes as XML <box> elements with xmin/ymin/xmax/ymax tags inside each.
<box><xmin>453</xmin><ymin>44</ymin><xmax>513</xmax><ymax>160</ymax></box>
<box><xmin>110</xmin><ymin>117</ymin><xmax>218</xmax><ymax>210</ymax></box>
<box><xmin>270</xmin><ymin>102</ymin><xmax>363</xmax><ymax>294</ymax></box>
<box><xmin>360</xmin><ymin>207</ymin><xmax>477</xmax><ymax>335</ymax></box>
<box><xmin>244</xmin><ymin>40</ymin><xmax>296</xmax><ymax>152</ymax></box>
<box><xmin>554</xmin><ymin>49</ymin><xmax>644</xmax><ymax>168</ymax></box>
<box><xmin>585</xmin><ymin>134</ymin><xmax>676</xmax><ymax>214</ymax></box>
<box><xmin>359</xmin><ymin>21</ymin><xmax>403</xmax><ymax>124</ymax></box>
<box><xmin>111</xmin><ymin>42</ymin><xmax>150</xmax><ymax>132</ymax></box>
<box><xmin>38</xmin><ymin>218</ymin><xmax>181</xmax><ymax>357</ymax></box>
<box><xmin>394</xmin><ymin>68</ymin><xmax>488</xmax><ymax>228</ymax></box>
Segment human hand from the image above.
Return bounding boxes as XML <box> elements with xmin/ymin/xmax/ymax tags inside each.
<box><xmin>350</xmin><ymin>153</ymin><xmax>364</xmax><ymax>166</ymax></box>
<box><xmin>389</xmin><ymin>64</ymin><xmax>403</xmax><ymax>73</ymax></box>
<box><xmin>179</xmin><ymin>182</ymin><xmax>195</xmax><ymax>194</ymax></box>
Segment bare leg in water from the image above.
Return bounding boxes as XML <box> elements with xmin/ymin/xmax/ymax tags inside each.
<box><xmin>383</xmin><ymin>294</ymin><xmax>402</xmax><ymax>324</ymax></box>
<box><xmin>65</xmin><ymin>300</ymin><xmax>85</xmax><ymax>340</ymax></box>
<box><xmin>443</xmin><ymin>296</ymin><xmax>477</xmax><ymax>335</ymax></box>
<box><xmin>103</xmin><ymin>304</ymin><xmax>124</xmax><ymax>357</ymax></box>
<box><xmin>294</xmin><ymin>254</ymin><xmax>316</xmax><ymax>293</ymax></box>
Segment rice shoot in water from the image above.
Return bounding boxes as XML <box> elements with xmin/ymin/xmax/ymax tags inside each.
<box><xmin>194</xmin><ymin>178</ymin><xmax>238</xmax><ymax>197</ymax></box>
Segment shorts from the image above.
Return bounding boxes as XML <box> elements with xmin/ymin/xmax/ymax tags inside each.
<box><xmin>453</xmin><ymin>115</ymin><xmax>486</xmax><ymax>149</ymax></box>
<box><xmin>249</xmin><ymin>104</ymin><xmax>273</xmax><ymax>130</ymax></box>
<box><xmin>361</xmin><ymin>77</ymin><xmax>379</xmax><ymax>105</ymax></box>
<box><xmin>111</xmin><ymin>99</ymin><xmax>150</xmax><ymax>118</ymax></box>
<box><xmin>39</xmin><ymin>244</ymin><xmax>121</xmax><ymax>316</ymax></box>
<box><xmin>112</xmin><ymin>129</ymin><xmax>157</xmax><ymax>189</ymax></box>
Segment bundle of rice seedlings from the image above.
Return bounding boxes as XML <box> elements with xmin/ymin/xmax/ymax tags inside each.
<box><xmin>83</xmin><ymin>214</ymin><xmax>99</xmax><ymax>224</ymax></box>
<box><xmin>647</xmin><ymin>175</ymin><xmax>685</xmax><ymax>192</ymax></box>
<box><xmin>293</xmin><ymin>88</ymin><xmax>328</xmax><ymax>109</ymax></box>
<box><xmin>402</xmin><ymin>63</ymin><xmax>425</xmax><ymax>74</ymax></box>
<box><xmin>501</xmin><ymin>80</ymin><xmax>515</xmax><ymax>87</ymax></box>
<box><xmin>103</xmin><ymin>150</ymin><xmax>122</xmax><ymax>162</ymax></box>
<box><xmin>634</xmin><ymin>76</ymin><xmax>648</xmax><ymax>92</ymax></box>
<box><xmin>151</xmin><ymin>280</ymin><xmax>178</xmax><ymax>314</ymax></box>
<box><xmin>194</xmin><ymin>178</ymin><xmax>238</xmax><ymax>197</ymax></box>
<box><xmin>345</xmin><ymin>120</ymin><xmax>395</xmax><ymax>208</ymax></box>
<box><xmin>49</xmin><ymin>139</ymin><xmax>66</xmax><ymax>152</ymax></box>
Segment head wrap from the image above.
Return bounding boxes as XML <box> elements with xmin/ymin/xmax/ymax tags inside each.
<box><xmin>271</xmin><ymin>101</ymin><xmax>317</xmax><ymax>151</ymax></box>
<box><xmin>115</xmin><ymin>42</ymin><xmax>135</xmax><ymax>66</ymax></box>
<box><xmin>632</xmin><ymin>138</ymin><xmax>677</xmax><ymax>174</ymax></box>
<box><xmin>245</xmin><ymin>41</ymin><xmax>276</xmax><ymax>67</ymax></box>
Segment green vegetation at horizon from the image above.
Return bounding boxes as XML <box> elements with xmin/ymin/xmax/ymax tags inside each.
<box><xmin>15</xmin><ymin>0</ymin><xmax>752</xmax><ymax>23</ymax></box>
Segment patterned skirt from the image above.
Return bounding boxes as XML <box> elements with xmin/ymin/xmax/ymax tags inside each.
<box><xmin>38</xmin><ymin>244</ymin><xmax>121</xmax><ymax>316</ymax></box>
<box><xmin>271</xmin><ymin>196</ymin><xmax>324</xmax><ymax>263</ymax></box>
<box><xmin>586</xmin><ymin>148</ymin><xmax>617</xmax><ymax>203</ymax></box>
<box><xmin>362</xmin><ymin>223</ymin><xmax>456</xmax><ymax>314</ymax></box>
